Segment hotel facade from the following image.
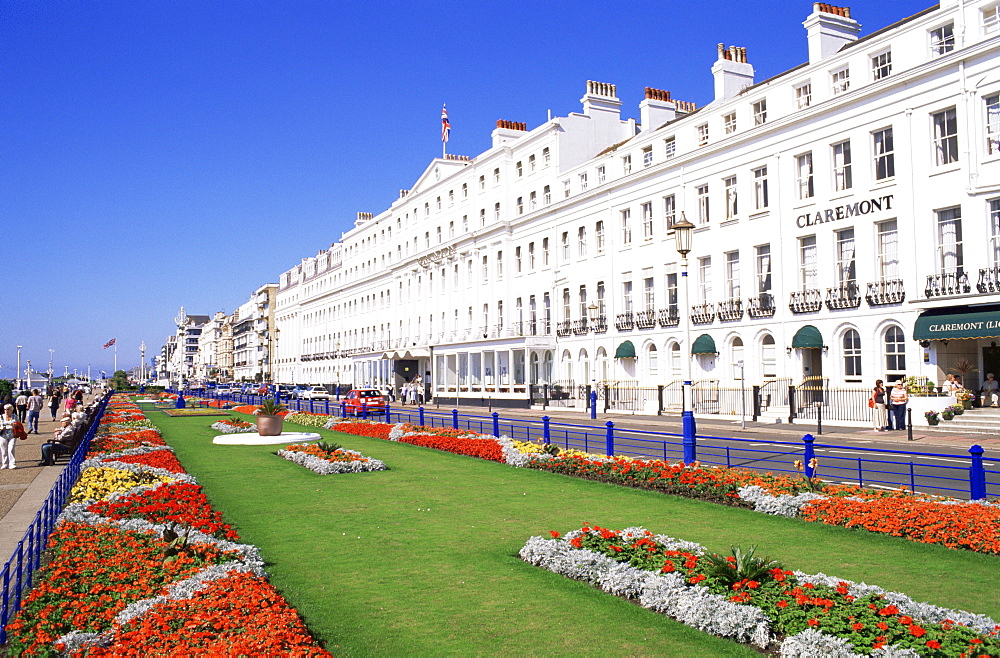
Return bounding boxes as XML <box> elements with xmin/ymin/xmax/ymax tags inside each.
<box><xmin>265</xmin><ymin>1</ymin><xmax>1000</xmax><ymax>411</ymax></box>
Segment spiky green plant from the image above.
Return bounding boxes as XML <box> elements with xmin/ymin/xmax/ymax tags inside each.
<box><xmin>702</xmin><ymin>545</ymin><xmax>782</xmax><ymax>587</ymax></box>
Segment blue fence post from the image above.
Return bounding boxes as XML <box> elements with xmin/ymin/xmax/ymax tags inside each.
<box><xmin>590</xmin><ymin>390</ymin><xmax>597</xmax><ymax>420</ymax></box>
<box><xmin>492</xmin><ymin>412</ymin><xmax>500</xmax><ymax>438</ymax></box>
<box><xmin>969</xmin><ymin>444</ymin><xmax>987</xmax><ymax>500</ymax></box>
<box><xmin>385</xmin><ymin>403</ymin><xmax>392</xmax><ymax>423</ymax></box>
<box><xmin>361</xmin><ymin>402</ymin><xmax>368</xmax><ymax>420</ymax></box>
<box><xmin>340</xmin><ymin>400</ymin><xmax>346</xmax><ymax>417</ymax></box>
<box><xmin>325</xmin><ymin>399</ymin><xmax>330</xmax><ymax>415</ymax></box>
<box><xmin>452</xmin><ymin>409</ymin><xmax>459</xmax><ymax>429</ymax></box>
<box><xmin>605</xmin><ymin>421</ymin><xmax>614</xmax><ymax>457</ymax></box>
<box><xmin>542</xmin><ymin>416</ymin><xmax>550</xmax><ymax>444</ymax></box>
<box><xmin>418</xmin><ymin>405</ymin><xmax>426</xmax><ymax>426</ymax></box>
<box><xmin>803</xmin><ymin>433</ymin><xmax>816</xmax><ymax>478</ymax></box>
<box><xmin>682</xmin><ymin>411</ymin><xmax>697</xmax><ymax>464</ymax></box>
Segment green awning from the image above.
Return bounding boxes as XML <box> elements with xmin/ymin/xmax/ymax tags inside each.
<box><xmin>792</xmin><ymin>325</ymin><xmax>823</xmax><ymax>349</ymax></box>
<box><xmin>914</xmin><ymin>310</ymin><xmax>1000</xmax><ymax>341</ymax></box>
<box><xmin>614</xmin><ymin>340</ymin><xmax>636</xmax><ymax>359</ymax></box>
<box><xmin>691</xmin><ymin>334</ymin><xmax>717</xmax><ymax>355</ymax></box>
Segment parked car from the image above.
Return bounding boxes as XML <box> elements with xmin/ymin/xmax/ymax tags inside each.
<box><xmin>275</xmin><ymin>384</ymin><xmax>297</xmax><ymax>398</ymax></box>
<box><xmin>343</xmin><ymin>388</ymin><xmax>386</xmax><ymax>413</ymax></box>
<box><xmin>297</xmin><ymin>386</ymin><xmax>331</xmax><ymax>400</ymax></box>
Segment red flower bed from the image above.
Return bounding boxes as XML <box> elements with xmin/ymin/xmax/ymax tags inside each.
<box><xmin>332</xmin><ymin>421</ymin><xmax>393</xmax><ymax>440</ymax></box>
<box><xmin>101</xmin><ymin>411</ymin><xmax>147</xmax><ymax>423</ymax></box>
<box><xmin>104</xmin><ymin>449</ymin><xmax>186</xmax><ymax>473</ymax></box>
<box><xmin>398</xmin><ymin>433</ymin><xmax>505</xmax><ymax>462</ymax></box>
<box><xmin>232</xmin><ymin>404</ymin><xmax>291</xmax><ymax>417</ymax></box>
<box><xmin>89</xmin><ymin>429</ymin><xmax>166</xmax><ymax>455</ymax></box>
<box><xmin>801</xmin><ymin>496</ymin><xmax>1000</xmax><ymax>555</ymax></box>
<box><xmin>88</xmin><ymin>482</ymin><xmax>239</xmax><ymax>540</ymax></box>
<box><xmin>4</xmin><ymin>521</ymin><xmax>235</xmax><ymax>655</ymax></box>
<box><xmin>88</xmin><ymin>571</ymin><xmax>330</xmax><ymax>656</ymax></box>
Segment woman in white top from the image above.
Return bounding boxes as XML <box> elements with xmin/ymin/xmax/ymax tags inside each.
<box><xmin>0</xmin><ymin>404</ymin><xmax>18</xmax><ymax>469</ymax></box>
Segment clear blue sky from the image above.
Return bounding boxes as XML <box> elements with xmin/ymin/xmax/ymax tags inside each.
<box><xmin>1</xmin><ymin>0</ymin><xmax>932</xmax><ymax>378</ymax></box>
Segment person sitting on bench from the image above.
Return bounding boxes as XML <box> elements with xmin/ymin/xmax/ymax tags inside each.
<box><xmin>41</xmin><ymin>417</ymin><xmax>76</xmax><ymax>466</ymax></box>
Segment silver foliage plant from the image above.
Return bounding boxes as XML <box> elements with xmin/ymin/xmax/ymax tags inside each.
<box><xmin>276</xmin><ymin>447</ymin><xmax>387</xmax><ymax>475</ymax></box>
<box><xmin>210</xmin><ymin>420</ymin><xmax>257</xmax><ymax>434</ymax></box>
<box><xmin>520</xmin><ymin>526</ymin><xmax>998</xmax><ymax>655</ymax></box>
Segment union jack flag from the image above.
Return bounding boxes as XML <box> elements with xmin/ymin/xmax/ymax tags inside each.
<box><xmin>441</xmin><ymin>104</ymin><xmax>450</xmax><ymax>143</ymax></box>
<box><xmin>103</xmin><ymin>338</ymin><xmax>116</xmax><ymax>349</ymax></box>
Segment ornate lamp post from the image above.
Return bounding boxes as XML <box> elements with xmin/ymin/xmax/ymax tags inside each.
<box><xmin>139</xmin><ymin>342</ymin><xmax>146</xmax><ymax>383</ymax></box>
<box><xmin>48</xmin><ymin>349</ymin><xmax>54</xmax><ymax>387</ymax></box>
<box><xmin>16</xmin><ymin>345</ymin><xmax>22</xmax><ymax>391</ymax></box>
<box><xmin>672</xmin><ymin>213</ymin><xmax>697</xmax><ymax>463</ymax></box>
<box><xmin>174</xmin><ymin>307</ymin><xmax>189</xmax><ymax>390</ymax></box>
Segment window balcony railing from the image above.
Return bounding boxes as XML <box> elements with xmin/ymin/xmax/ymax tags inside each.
<box><xmin>717</xmin><ymin>298</ymin><xmax>744</xmax><ymax>322</ymax></box>
<box><xmin>866</xmin><ymin>278</ymin><xmax>905</xmax><ymax>306</ymax></box>
<box><xmin>977</xmin><ymin>266</ymin><xmax>1000</xmax><ymax>294</ymax></box>
<box><xmin>825</xmin><ymin>281</ymin><xmax>861</xmax><ymax>310</ymax></box>
<box><xmin>556</xmin><ymin>319</ymin><xmax>572</xmax><ymax>337</ymax></box>
<box><xmin>635</xmin><ymin>309</ymin><xmax>657</xmax><ymax>329</ymax></box>
<box><xmin>925</xmin><ymin>271</ymin><xmax>970</xmax><ymax>298</ymax></box>
<box><xmin>658</xmin><ymin>307</ymin><xmax>680</xmax><ymax>327</ymax></box>
<box><xmin>615</xmin><ymin>312</ymin><xmax>635</xmax><ymax>331</ymax></box>
<box><xmin>690</xmin><ymin>303</ymin><xmax>715</xmax><ymax>325</ymax></box>
<box><xmin>572</xmin><ymin>319</ymin><xmax>590</xmax><ymax>335</ymax></box>
<box><xmin>746</xmin><ymin>293</ymin><xmax>775</xmax><ymax>318</ymax></box>
<box><xmin>527</xmin><ymin>320</ymin><xmax>539</xmax><ymax>336</ymax></box>
<box><xmin>507</xmin><ymin>322</ymin><xmax>525</xmax><ymax>337</ymax></box>
<box><xmin>789</xmin><ymin>289</ymin><xmax>822</xmax><ymax>313</ymax></box>
<box><xmin>592</xmin><ymin>315</ymin><xmax>608</xmax><ymax>333</ymax></box>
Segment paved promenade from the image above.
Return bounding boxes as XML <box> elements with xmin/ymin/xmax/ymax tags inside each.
<box><xmin>0</xmin><ymin>399</ymin><xmax>995</xmax><ymax>564</ymax></box>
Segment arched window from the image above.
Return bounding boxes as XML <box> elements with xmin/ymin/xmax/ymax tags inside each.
<box><xmin>561</xmin><ymin>349</ymin><xmax>573</xmax><ymax>383</ymax></box>
<box><xmin>843</xmin><ymin>329</ymin><xmax>861</xmax><ymax>377</ymax></box>
<box><xmin>761</xmin><ymin>334</ymin><xmax>776</xmax><ymax>378</ymax></box>
<box><xmin>647</xmin><ymin>344</ymin><xmax>659</xmax><ymax>377</ymax></box>
<box><xmin>884</xmin><ymin>325</ymin><xmax>906</xmax><ymax>374</ymax></box>
<box><xmin>731</xmin><ymin>337</ymin><xmax>744</xmax><ymax>379</ymax></box>
<box><xmin>669</xmin><ymin>342</ymin><xmax>682</xmax><ymax>379</ymax></box>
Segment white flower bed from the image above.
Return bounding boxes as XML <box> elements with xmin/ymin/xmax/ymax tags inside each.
<box><xmin>210</xmin><ymin>420</ymin><xmax>257</xmax><ymax>434</ymax></box>
<box><xmin>520</xmin><ymin>526</ymin><xmax>998</xmax><ymax>656</ymax></box>
<box><xmin>277</xmin><ymin>447</ymin><xmax>386</xmax><ymax>475</ymax></box>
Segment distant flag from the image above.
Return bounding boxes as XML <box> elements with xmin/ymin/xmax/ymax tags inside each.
<box><xmin>441</xmin><ymin>104</ymin><xmax>451</xmax><ymax>143</ymax></box>
<box><xmin>103</xmin><ymin>338</ymin><xmax>117</xmax><ymax>349</ymax></box>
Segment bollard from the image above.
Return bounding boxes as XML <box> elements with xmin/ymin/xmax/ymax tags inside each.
<box><xmin>803</xmin><ymin>433</ymin><xmax>816</xmax><ymax>478</ymax></box>
<box><xmin>681</xmin><ymin>410</ymin><xmax>697</xmax><ymax>463</ymax></box>
<box><xmin>361</xmin><ymin>402</ymin><xmax>368</xmax><ymax>420</ymax></box>
<box><xmin>492</xmin><ymin>411</ymin><xmax>500</xmax><ymax>438</ymax></box>
<box><xmin>657</xmin><ymin>385</ymin><xmax>664</xmax><ymax>416</ymax></box>
<box><xmin>605</xmin><ymin>421</ymin><xmax>615</xmax><ymax>457</ymax></box>
<box><xmin>816</xmin><ymin>403</ymin><xmax>822</xmax><ymax>435</ymax></box>
<box><xmin>452</xmin><ymin>409</ymin><xmax>459</xmax><ymax>429</ymax></box>
<box><xmin>383</xmin><ymin>403</ymin><xmax>390</xmax><ymax>423</ymax></box>
<box><xmin>542</xmin><ymin>416</ymin><xmax>550</xmax><ymax>444</ymax></box>
<box><xmin>969</xmin><ymin>444</ymin><xmax>987</xmax><ymax>500</ymax></box>
<box><xmin>325</xmin><ymin>399</ymin><xmax>330</xmax><ymax>415</ymax></box>
<box><xmin>907</xmin><ymin>408</ymin><xmax>913</xmax><ymax>441</ymax></box>
<box><xmin>340</xmin><ymin>400</ymin><xmax>347</xmax><ymax>417</ymax></box>
<box><xmin>590</xmin><ymin>390</ymin><xmax>597</xmax><ymax>420</ymax></box>
<box><xmin>418</xmin><ymin>405</ymin><xmax>426</xmax><ymax>426</ymax></box>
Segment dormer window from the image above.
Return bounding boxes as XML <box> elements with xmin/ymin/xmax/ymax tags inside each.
<box><xmin>622</xmin><ymin>154</ymin><xmax>632</xmax><ymax>175</ymax></box>
<box><xmin>831</xmin><ymin>68</ymin><xmax>850</xmax><ymax>96</ymax></box>
<box><xmin>795</xmin><ymin>83</ymin><xmax>812</xmax><ymax>110</ymax></box>
<box><xmin>930</xmin><ymin>23</ymin><xmax>955</xmax><ymax>56</ymax></box>
<box><xmin>642</xmin><ymin>146</ymin><xmax>653</xmax><ymax>167</ymax></box>
<box><xmin>871</xmin><ymin>51</ymin><xmax>892</xmax><ymax>81</ymax></box>
<box><xmin>752</xmin><ymin>99</ymin><xmax>767</xmax><ymax>126</ymax></box>
<box><xmin>697</xmin><ymin>124</ymin><xmax>709</xmax><ymax>147</ymax></box>
<box><xmin>723</xmin><ymin>112</ymin><xmax>736</xmax><ymax>134</ymax></box>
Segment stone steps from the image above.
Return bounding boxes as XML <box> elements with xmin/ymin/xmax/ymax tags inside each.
<box><xmin>921</xmin><ymin>407</ymin><xmax>1000</xmax><ymax>435</ymax></box>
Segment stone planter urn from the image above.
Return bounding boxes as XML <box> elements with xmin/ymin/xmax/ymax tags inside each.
<box><xmin>257</xmin><ymin>414</ymin><xmax>284</xmax><ymax>436</ymax></box>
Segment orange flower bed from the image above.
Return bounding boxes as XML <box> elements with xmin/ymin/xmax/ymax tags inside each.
<box><xmin>398</xmin><ymin>433</ymin><xmax>505</xmax><ymax>462</ymax></box>
<box><xmin>801</xmin><ymin>496</ymin><xmax>1000</xmax><ymax>555</ymax></box>
<box><xmin>332</xmin><ymin>421</ymin><xmax>393</xmax><ymax>440</ymax></box>
<box><xmin>232</xmin><ymin>405</ymin><xmax>291</xmax><ymax>417</ymax></box>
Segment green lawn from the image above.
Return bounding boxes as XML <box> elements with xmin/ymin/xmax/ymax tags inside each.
<box><xmin>149</xmin><ymin>412</ymin><xmax>1000</xmax><ymax>655</ymax></box>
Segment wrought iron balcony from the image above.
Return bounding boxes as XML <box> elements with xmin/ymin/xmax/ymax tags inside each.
<box><xmin>789</xmin><ymin>289</ymin><xmax>822</xmax><ymax>313</ymax></box>
<box><xmin>746</xmin><ymin>293</ymin><xmax>775</xmax><ymax>318</ymax></box>
<box><xmin>572</xmin><ymin>319</ymin><xmax>590</xmax><ymax>335</ymax></box>
<box><xmin>690</xmin><ymin>303</ymin><xmax>715</xmax><ymax>325</ymax></box>
<box><xmin>825</xmin><ymin>282</ymin><xmax>861</xmax><ymax>310</ymax></box>
<box><xmin>635</xmin><ymin>309</ymin><xmax>657</xmax><ymax>329</ymax></box>
<box><xmin>556</xmin><ymin>319</ymin><xmax>572</xmax><ymax>337</ymax></box>
<box><xmin>977</xmin><ymin>266</ymin><xmax>1000</xmax><ymax>294</ymax></box>
<box><xmin>527</xmin><ymin>320</ymin><xmax>539</xmax><ymax>336</ymax></box>
<box><xmin>865</xmin><ymin>278</ymin><xmax>905</xmax><ymax>306</ymax></box>
<box><xmin>615</xmin><ymin>312</ymin><xmax>635</xmax><ymax>331</ymax></box>
<box><xmin>592</xmin><ymin>316</ymin><xmax>608</xmax><ymax>333</ymax></box>
<box><xmin>658</xmin><ymin>307</ymin><xmax>680</xmax><ymax>327</ymax></box>
<box><xmin>925</xmin><ymin>271</ymin><xmax>969</xmax><ymax>298</ymax></box>
<box><xmin>717</xmin><ymin>298</ymin><xmax>744</xmax><ymax>322</ymax></box>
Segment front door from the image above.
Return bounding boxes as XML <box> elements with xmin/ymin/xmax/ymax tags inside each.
<box><xmin>983</xmin><ymin>345</ymin><xmax>1000</xmax><ymax>383</ymax></box>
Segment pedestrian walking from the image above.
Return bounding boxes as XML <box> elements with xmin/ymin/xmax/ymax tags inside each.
<box><xmin>26</xmin><ymin>388</ymin><xmax>44</xmax><ymax>434</ymax></box>
<box><xmin>889</xmin><ymin>380</ymin><xmax>908</xmax><ymax>431</ymax></box>
<box><xmin>1</xmin><ymin>404</ymin><xmax>18</xmax><ymax>469</ymax></box>
<box><xmin>14</xmin><ymin>391</ymin><xmax>28</xmax><ymax>423</ymax></box>
<box><xmin>48</xmin><ymin>389</ymin><xmax>63</xmax><ymax>420</ymax></box>
<box><xmin>869</xmin><ymin>379</ymin><xmax>888</xmax><ymax>432</ymax></box>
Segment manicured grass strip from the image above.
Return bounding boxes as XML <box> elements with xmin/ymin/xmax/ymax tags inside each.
<box><xmin>151</xmin><ymin>414</ymin><xmax>1000</xmax><ymax>655</ymax></box>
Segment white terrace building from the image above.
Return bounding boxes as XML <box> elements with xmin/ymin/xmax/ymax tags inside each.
<box><xmin>274</xmin><ymin>0</ymin><xmax>1000</xmax><ymax>409</ymax></box>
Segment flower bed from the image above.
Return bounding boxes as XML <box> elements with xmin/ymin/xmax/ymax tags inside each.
<box><xmin>5</xmin><ymin>394</ymin><xmax>328</xmax><ymax>655</ymax></box>
<box><xmin>521</xmin><ymin>525</ymin><xmax>1000</xmax><ymax>656</ymax></box>
<box><xmin>211</xmin><ymin>417</ymin><xmax>257</xmax><ymax>434</ymax></box>
<box><xmin>233</xmin><ymin>404</ymin><xmax>291</xmax><ymax>417</ymax></box>
<box><xmin>278</xmin><ymin>443</ymin><xmax>387</xmax><ymax>475</ymax></box>
<box><xmin>285</xmin><ymin>411</ymin><xmax>338</xmax><ymax>428</ymax></box>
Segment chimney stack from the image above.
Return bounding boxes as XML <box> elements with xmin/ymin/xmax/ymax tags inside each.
<box><xmin>804</xmin><ymin>4</ymin><xmax>861</xmax><ymax>63</ymax></box>
<box><xmin>492</xmin><ymin>119</ymin><xmax>527</xmax><ymax>148</ymax></box>
<box><xmin>354</xmin><ymin>212</ymin><xmax>373</xmax><ymax>227</ymax></box>
<box><xmin>712</xmin><ymin>44</ymin><xmax>754</xmax><ymax>103</ymax></box>
<box><xmin>639</xmin><ymin>87</ymin><xmax>676</xmax><ymax>132</ymax></box>
<box><xmin>581</xmin><ymin>80</ymin><xmax>622</xmax><ymax>120</ymax></box>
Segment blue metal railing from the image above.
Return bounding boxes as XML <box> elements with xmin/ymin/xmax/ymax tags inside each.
<box><xmin>0</xmin><ymin>391</ymin><xmax>111</xmax><ymax>644</ymax></box>
<box><xmin>181</xmin><ymin>388</ymin><xmax>997</xmax><ymax>501</ymax></box>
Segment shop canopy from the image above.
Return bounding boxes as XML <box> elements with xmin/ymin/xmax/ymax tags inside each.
<box><xmin>691</xmin><ymin>334</ymin><xmax>717</xmax><ymax>355</ymax></box>
<box><xmin>791</xmin><ymin>325</ymin><xmax>823</xmax><ymax>349</ymax></box>
<box><xmin>913</xmin><ymin>307</ymin><xmax>1000</xmax><ymax>341</ymax></box>
<box><xmin>614</xmin><ymin>340</ymin><xmax>636</xmax><ymax>359</ymax></box>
